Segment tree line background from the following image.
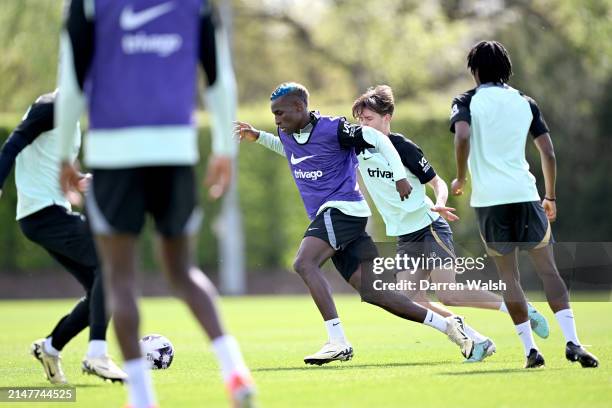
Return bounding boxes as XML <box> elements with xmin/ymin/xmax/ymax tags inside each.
<box><xmin>0</xmin><ymin>0</ymin><xmax>610</xmax><ymax>276</ymax></box>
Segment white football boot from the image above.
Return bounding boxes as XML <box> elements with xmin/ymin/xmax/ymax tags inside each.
<box><xmin>445</xmin><ymin>316</ymin><xmax>475</xmax><ymax>359</ymax></box>
<box><xmin>31</xmin><ymin>338</ymin><xmax>67</xmax><ymax>384</ymax></box>
<box><xmin>82</xmin><ymin>355</ymin><xmax>127</xmax><ymax>383</ymax></box>
<box><xmin>304</xmin><ymin>340</ymin><xmax>354</xmax><ymax>366</ymax></box>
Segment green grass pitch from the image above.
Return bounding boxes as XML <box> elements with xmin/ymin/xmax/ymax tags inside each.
<box><xmin>1</xmin><ymin>296</ymin><xmax>611</xmax><ymax>407</ymax></box>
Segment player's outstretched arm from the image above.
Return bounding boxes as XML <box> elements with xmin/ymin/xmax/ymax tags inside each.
<box><xmin>234</xmin><ymin>121</ymin><xmax>285</xmax><ymax>156</ymax></box>
<box><xmin>234</xmin><ymin>121</ymin><xmax>260</xmax><ymax>143</ymax></box>
<box><xmin>533</xmin><ymin>133</ymin><xmax>557</xmax><ymax>221</ymax></box>
<box><xmin>427</xmin><ymin>175</ymin><xmax>459</xmax><ymax>221</ymax></box>
<box><xmin>451</xmin><ymin>121</ymin><xmax>470</xmax><ymax>196</ymax></box>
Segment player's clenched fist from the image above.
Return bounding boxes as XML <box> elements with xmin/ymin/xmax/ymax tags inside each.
<box><xmin>233</xmin><ymin>121</ymin><xmax>260</xmax><ymax>143</ymax></box>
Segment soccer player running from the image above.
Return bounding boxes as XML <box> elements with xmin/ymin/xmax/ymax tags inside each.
<box><xmin>351</xmin><ymin>85</ymin><xmax>550</xmax><ymax>362</ymax></box>
<box><xmin>352</xmin><ymin>85</ymin><xmax>548</xmax><ymax>362</ymax></box>
<box><xmin>0</xmin><ymin>91</ymin><xmax>126</xmax><ymax>384</ymax></box>
<box><xmin>56</xmin><ymin>1</ymin><xmax>255</xmax><ymax>407</ymax></box>
<box><xmin>449</xmin><ymin>40</ymin><xmax>598</xmax><ymax>368</ymax></box>
<box><xmin>235</xmin><ymin>82</ymin><xmax>475</xmax><ymax>365</ymax></box>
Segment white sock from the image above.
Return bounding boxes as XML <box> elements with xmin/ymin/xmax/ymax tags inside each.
<box><xmin>211</xmin><ymin>335</ymin><xmax>248</xmax><ymax>382</ymax></box>
<box><xmin>423</xmin><ymin>310</ymin><xmax>447</xmax><ymax>333</ymax></box>
<box><xmin>515</xmin><ymin>321</ymin><xmax>537</xmax><ymax>356</ymax></box>
<box><xmin>554</xmin><ymin>308</ymin><xmax>580</xmax><ymax>345</ymax></box>
<box><xmin>124</xmin><ymin>358</ymin><xmax>156</xmax><ymax>408</ymax></box>
<box><xmin>87</xmin><ymin>340</ymin><xmax>108</xmax><ymax>358</ymax></box>
<box><xmin>464</xmin><ymin>324</ymin><xmax>488</xmax><ymax>343</ymax></box>
<box><xmin>44</xmin><ymin>337</ymin><xmax>60</xmax><ymax>356</ymax></box>
<box><xmin>325</xmin><ymin>318</ymin><xmax>347</xmax><ymax>342</ymax></box>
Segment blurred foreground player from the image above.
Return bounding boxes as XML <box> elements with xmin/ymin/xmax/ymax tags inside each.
<box><xmin>56</xmin><ymin>1</ymin><xmax>255</xmax><ymax>407</ymax></box>
<box><xmin>0</xmin><ymin>91</ymin><xmax>126</xmax><ymax>383</ymax></box>
<box><xmin>450</xmin><ymin>40</ymin><xmax>598</xmax><ymax>368</ymax></box>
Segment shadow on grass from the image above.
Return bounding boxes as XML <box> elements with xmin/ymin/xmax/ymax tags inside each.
<box><xmin>71</xmin><ymin>383</ymin><xmax>111</xmax><ymax>387</ymax></box>
<box><xmin>254</xmin><ymin>361</ymin><xmax>449</xmax><ymax>372</ymax></box>
<box><xmin>439</xmin><ymin>367</ymin><xmax>562</xmax><ymax>376</ymax></box>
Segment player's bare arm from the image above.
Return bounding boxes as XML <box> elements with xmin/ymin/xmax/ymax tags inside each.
<box><xmin>452</xmin><ymin>120</ymin><xmax>470</xmax><ymax>196</ymax></box>
<box><xmin>427</xmin><ymin>175</ymin><xmax>459</xmax><ymax>221</ymax></box>
<box><xmin>533</xmin><ymin>132</ymin><xmax>557</xmax><ymax>221</ymax></box>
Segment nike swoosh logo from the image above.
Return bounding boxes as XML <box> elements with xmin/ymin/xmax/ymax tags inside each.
<box><xmin>332</xmin><ymin>322</ymin><xmax>340</xmax><ymax>326</ymax></box>
<box><xmin>290</xmin><ymin>153</ymin><xmax>315</xmax><ymax>165</ymax></box>
<box><xmin>120</xmin><ymin>2</ymin><xmax>175</xmax><ymax>31</ymax></box>
<box><xmin>45</xmin><ymin>361</ymin><xmax>56</xmax><ymax>377</ymax></box>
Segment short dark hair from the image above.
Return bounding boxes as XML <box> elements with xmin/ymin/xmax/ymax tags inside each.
<box><xmin>352</xmin><ymin>85</ymin><xmax>395</xmax><ymax>118</ymax></box>
<box><xmin>467</xmin><ymin>40</ymin><xmax>513</xmax><ymax>84</ymax></box>
<box><xmin>270</xmin><ymin>82</ymin><xmax>309</xmax><ymax>106</ymax></box>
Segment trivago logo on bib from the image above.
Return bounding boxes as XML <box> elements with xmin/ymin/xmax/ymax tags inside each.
<box><xmin>290</xmin><ymin>154</ymin><xmax>324</xmax><ymax>180</ymax></box>
<box><xmin>122</xmin><ymin>33</ymin><xmax>183</xmax><ymax>57</ymax></box>
<box><xmin>293</xmin><ymin>169</ymin><xmax>324</xmax><ymax>181</ymax></box>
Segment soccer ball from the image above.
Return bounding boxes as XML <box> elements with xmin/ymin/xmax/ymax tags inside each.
<box><xmin>140</xmin><ymin>334</ymin><xmax>174</xmax><ymax>370</ymax></box>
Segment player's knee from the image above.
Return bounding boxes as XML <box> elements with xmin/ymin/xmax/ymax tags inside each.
<box><xmin>190</xmin><ymin>267</ymin><xmax>218</xmax><ymax>297</ymax></box>
<box><xmin>535</xmin><ymin>262</ymin><xmax>560</xmax><ymax>278</ymax></box>
<box><xmin>360</xmin><ymin>292</ymin><xmax>378</xmax><ymax>306</ymax></box>
<box><xmin>293</xmin><ymin>257</ymin><xmax>315</xmax><ymax>277</ymax></box>
<box><xmin>360</xmin><ymin>288</ymin><xmax>386</xmax><ymax>306</ymax></box>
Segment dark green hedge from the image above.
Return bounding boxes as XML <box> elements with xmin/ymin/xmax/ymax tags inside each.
<box><xmin>0</xmin><ymin>108</ymin><xmax>479</xmax><ymax>274</ymax></box>
<box><xmin>2</xmin><ymin>103</ymin><xmax>599</xmax><ymax>274</ymax></box>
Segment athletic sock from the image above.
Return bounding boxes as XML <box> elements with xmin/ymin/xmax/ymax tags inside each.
<box><xmin>464</xmin><ymin>324</ymin><xmax>488</xmax><ymax>343</ymax></box>
<box><xmin>124</xmin><ymin>358</ymin><xmax>156</xmax><ymax>408</ymax></box>
<box><xmin>324</xmin><ymin>318</ymin><xmax>347</xmax><ymax>342</ymax></box>
<box><xmin>554</xmin><ymin>308</ymin><xmax>580</xmax><ymax>346</ymax></box>
<box><xmin>211</xmin><ymin>335</ymin><xmax>248</xmax><ymax>382</ymax></box>
<box><xmin>44</xmin><ymin>337</ymin><xmax>60</xmax><ymax>356</ymax></box>
<box><xmin>423</xmin><ymin>310</ymin><xmax>448</xmax><ymax>333</ymax></box>
<box><xmin>515</xmin><ymin>321</ymin><xmax>537</xmax><ymax>356</ymax></box>
<box><xmin>86</xmin><ymin>340</ymin><xmax>108</xmax><ymax>358</ymax></box>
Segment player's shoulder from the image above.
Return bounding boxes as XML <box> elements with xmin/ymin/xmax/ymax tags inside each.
<box><xmin>452</xmin><ymin>88</ymin><xmax>476</xmax><ymax>107</ymax></box>
<box><xmin>516</xmin><ymin>89</ymin><xmax>540</xmax><ymax>106</ymax></box>
<box><xmin>388</xmin><ymin>132</ymin><xmax>422</xmax><ymax>153</ymax></box>
<box><xmin>336</xmin><ymin>116</ymin><xmax>362</xmax><ymax>138</ymax></box>
<box><xmin>315</xmin><ymin>111</ymin><xmax>345</xmax><ymax>127</ymax></box>
<box><xmin>33</xmin><ymin>92</ymin><xmax>55</xmax><ymax>109</ymax></box>
<box><xmin>22</xmin><ymin>92</ymin><xmax>55</xmax><ymax>122</ymax></box>
<box><xmin>514</xmin><ymin>88</ymin><xmax>545</xmax><ymax>115</ymax></box>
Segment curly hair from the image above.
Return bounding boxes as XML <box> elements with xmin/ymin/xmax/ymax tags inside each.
<box><xmin>467</xmin><ymin>40</ymin><xmax>513</xmax><ymax>84</ymax></box>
